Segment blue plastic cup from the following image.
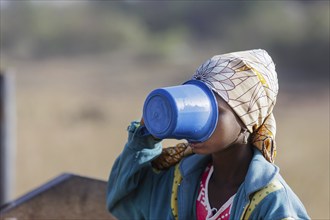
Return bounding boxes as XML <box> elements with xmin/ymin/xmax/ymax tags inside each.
<box><xmin>142</xmin><ymin>80</ymin><xmax>218</xmax><ymax>142</ymax></box>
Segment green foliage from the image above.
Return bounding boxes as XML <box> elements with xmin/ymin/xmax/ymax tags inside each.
<box><xmin>0</xmin><ymin>1</ymin><xmax>329</xmax><ymax>80</ymax></box>
<box><xmin>1</xmin><ymin>2</ymin><xmax>148</xmax><ymax>57</ymax></box>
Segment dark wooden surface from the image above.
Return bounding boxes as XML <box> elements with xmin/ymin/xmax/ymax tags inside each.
<box><xmin>0</xmin><ymin>173</ymin><xmax>116</xmax><ymax>220</ymax></box>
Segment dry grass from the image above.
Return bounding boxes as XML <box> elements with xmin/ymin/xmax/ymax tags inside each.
<box><xmin>3</xmin><ymin>53</ymin><xmax>329</xmax><ymax>218</ymax></box>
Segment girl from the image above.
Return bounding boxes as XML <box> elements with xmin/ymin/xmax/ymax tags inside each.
<box><xmin>106</xmin><ymin>49</ymin><xmax>310</xmax><ymax>220</ymax></box>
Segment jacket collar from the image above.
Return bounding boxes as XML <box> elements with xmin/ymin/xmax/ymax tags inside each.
<box><xmin>179</xmin><ymin>154</ymin><xmax>211</xmax><ymax>178</ymax></box>
<box><xmin>243</xmin><ymin>148</ymin><xmax>279</xmax><ymax>197</ymax></box>
<box><xmin>179</xmin><ymin>148</ymin><xmax>279</xmax><ymax>196</ymax></box>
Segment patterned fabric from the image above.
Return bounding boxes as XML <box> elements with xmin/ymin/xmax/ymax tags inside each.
<box><xmin>151</xmin><ymin>142</ymin><xmax>192</xmax><ymax>170</ymax></box>
<box><xmin>196</xmin><ymin>164</ymin><xmax>234</xmax><ymax>220</ymax></box>
<box><xmin>240</xmin><ymin>179</ymin><xmax>283</xmax><ymax>220</ymax></box>
<box><xmin>192</xmin><ymin>49</ymin><xmax>278</xmax><ymax>163</ymax></box>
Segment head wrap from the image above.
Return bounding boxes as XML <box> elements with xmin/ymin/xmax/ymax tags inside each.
<box><xmin>192</xmin><ymin>49</ymin><xmax>279</xmax><ymax>163</ymax></box>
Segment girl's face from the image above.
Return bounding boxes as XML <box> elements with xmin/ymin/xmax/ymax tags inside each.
<box><xmin>189</xmin><ymin>94</ymin><xmax>244</xmax><ymax>154</ymax></box>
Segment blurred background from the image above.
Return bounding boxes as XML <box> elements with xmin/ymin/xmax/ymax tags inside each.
<box><xmin>0</xmin><ymin>0</ymin><xmax>329</xmax><ymax>218</ymax></box>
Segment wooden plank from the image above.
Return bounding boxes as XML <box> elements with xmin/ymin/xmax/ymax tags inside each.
<box><xmin>0</xmin><ymin>173</ymin><xmax>116</xmax><ymax>219</ymax></box>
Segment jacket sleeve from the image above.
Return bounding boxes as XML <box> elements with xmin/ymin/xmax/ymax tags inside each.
<box><xmin>106</xmin><ymin>121</ymin><xmax>163</xmax><ymax>219</ymax></box>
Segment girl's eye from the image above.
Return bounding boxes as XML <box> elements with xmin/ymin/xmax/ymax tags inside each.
<box><xmin>218</xmin><ymin>107</ymin><xmax>229</xmax><ymax>116</ymax></box>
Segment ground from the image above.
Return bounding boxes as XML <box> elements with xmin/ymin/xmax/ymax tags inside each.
<box><xmin>3</xmin><ymin>52</ymin><xmax>329</xmax><ymax>218</ymax></box>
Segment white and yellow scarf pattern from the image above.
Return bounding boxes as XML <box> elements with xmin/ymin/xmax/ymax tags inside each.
<box><xmin>192</xmin><ymin>49</ymin><xmax>279</xmax><ymax>163</ymax></box>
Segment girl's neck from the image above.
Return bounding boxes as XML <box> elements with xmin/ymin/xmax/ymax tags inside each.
<box><xmin>211</xmin><ymin>143</ymin><xmax>253</xmax><ymax>187</ymax></box>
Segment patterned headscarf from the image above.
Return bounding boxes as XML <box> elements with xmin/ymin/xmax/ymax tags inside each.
<box><xmin>192</xmin><ymin>49</ymin><xmax>279</xmax><ymax>163</ymax></box>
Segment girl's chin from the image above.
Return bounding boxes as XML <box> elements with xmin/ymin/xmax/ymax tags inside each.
<box><xmin>189</xmin><ymin>142</ymin><xmax>203</xmax><ymax>148</ymax></box>
<box><xmin>189</xmin><ymin>143</ymin><xmax>209</xmax><ymax>154</ymax></box>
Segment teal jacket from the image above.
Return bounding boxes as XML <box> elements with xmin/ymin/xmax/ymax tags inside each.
<box><xmin>107</xmin><ymin>121</ymin><xmax>310</xmax><ymax>220</ymax></box>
